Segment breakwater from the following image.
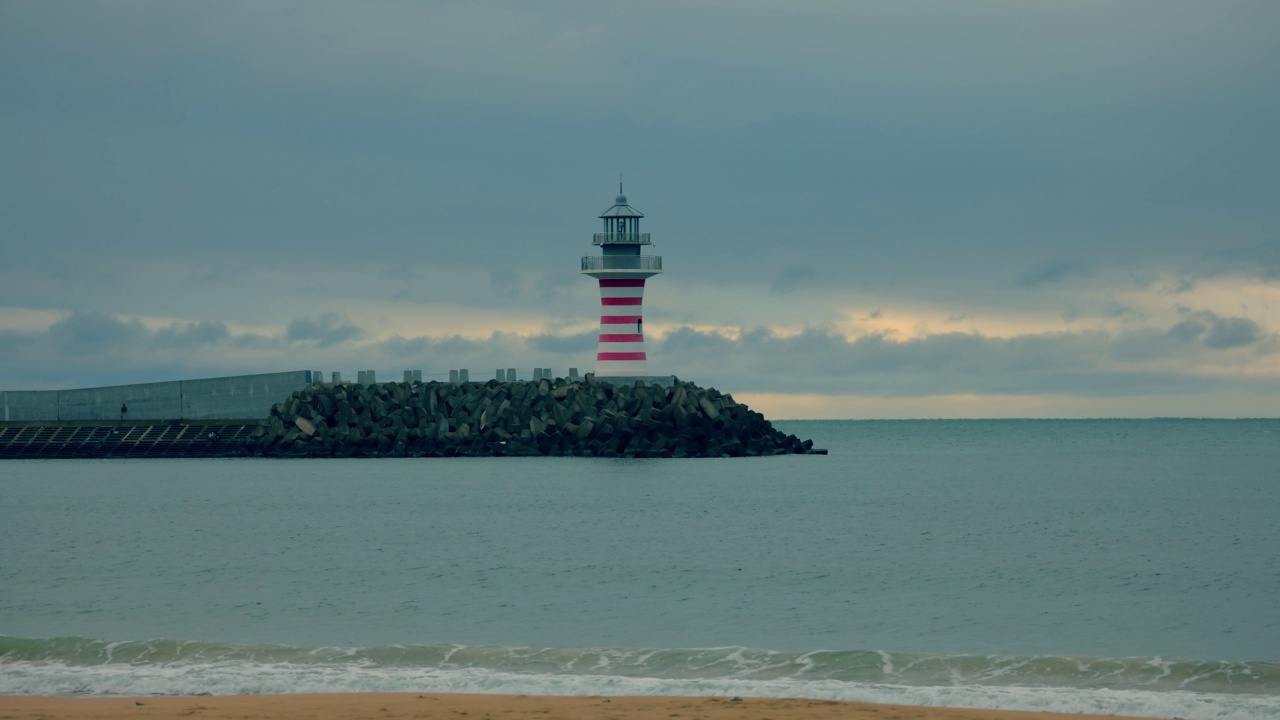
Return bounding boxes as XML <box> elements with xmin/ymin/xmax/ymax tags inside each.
<box><xmin>248</xmin><ymin>376</ymin><xmax>822</xmax><ymax>457</ymax></box>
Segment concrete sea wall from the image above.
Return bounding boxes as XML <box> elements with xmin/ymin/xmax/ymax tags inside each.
<box><xmin>247</xmin><ymin>375</ymin><xmax>820</xmax><ymax>458</ymax></box>
<box><xmin>0</xmin><ymin>391</ymin><xmax>60</xmax><ymax>423</ymax></box>
<box><xmin>1</xmin><ymin>371</ymin><xmax>314</xmax><ymax>422</ymax></box>
<box><xmin>56</xmin><ymin>380</ymin><xmax>185</xmax><ymax>421</ymax></box>
<box><xmin>180</xmin><ymin>372</ymin><xmax>315</xmax><ymax>420</ymax></box>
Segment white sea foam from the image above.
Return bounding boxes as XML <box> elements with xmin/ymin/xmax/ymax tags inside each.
<box><xmin>1</xmin><ymin>661</ymin><xmax>1277</xmax><ymax>720</ymax></box>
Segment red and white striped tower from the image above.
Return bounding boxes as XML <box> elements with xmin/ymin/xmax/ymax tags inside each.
<box><xmin>581</xmin><ymin>185</ymin><xmax>662</xmax><ymax>377</ymax></box>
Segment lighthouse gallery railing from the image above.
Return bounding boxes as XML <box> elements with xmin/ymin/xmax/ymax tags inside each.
<box><xmin>581</xmin><ymin>255</ymin><xmax>663</xmax><ymax>272</ymax></box>
<box><xmin>592</xmin><ymin>233</ymin><xmax>651</xmax><ymax>245</ymax></box>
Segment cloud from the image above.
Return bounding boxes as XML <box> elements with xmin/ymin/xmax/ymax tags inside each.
<box><xmin>527</xmin><ymin>330</ymin><xmax>597</xmax><ymax>354</ymax></box>
<box><xmin>653</xmin><ymin>315</ymin><xmax>1279</xmax><ymax>398</ymax></box>
<box><xmin>379</xmin><ymin>335</ymin><xmax>429</xmax><ymax>357</ymax></box>
<box><xmin>44</xmin><ymin>312</ymin><xmax>148</xmax><ymax>355</ymax></box>
<box><xmin>490</xmin><ymin>268</ymin><xmax>522</xmax><ymax>299</ymax></box>
<box><xmin>369</xmin><ymin>332</ymin><xmax>537</xmax><ymax>378</ymax></box>
<box><xmin>229</xmin><ymin>333</ymin><xmax>278</xmax><ymax>351</ymax></box>
<box><xmin>154</xmin><ymin>320</ymin><xmax>231</xmax><ymax>348</ymax></box>
<box><xmin>2</xmin><ymin>2</ymin><xmax>1279</xmax><ymax>416</ymax></box>
<box><xmin>770</xmin><ymin>265</ymin><xmax>818</xmax><ymax>295</ymax></box>
<box><xmin>3</xmin><ymin>0</ymin><xmax>1275</xmax><ymax>313</ymax></box>
<box><xmin>1205</xmin><ymin>241</ymin><xmax>1280</xmax><ymax>281</ymax></box>
<box><xmin>1169</xmin><ymin>308</ymin><xmax>1266</xmax><ymax>350</ymax></box>
<box><xmin>659</xmin><ymin>326</ymin><xmax>738</xmax><ymax>355</ymax></box>
<box><xmin>1017</xmin><ymin>258</ymin><xmax>1093</xmax><ymax>288</ymax></box>
<box><xmin>286</xmin><ymin>314</ymin><xmax>363</xmax><ymax>347</ymax></box>
<box><xmin>1203</xmin><ymin>315</ymin><xmax>1263</xmax><ymax>350</ymax></box>
<box><xmin>184</xmin><ymin>265</ymin><xmax>251</xmax><ymax>287</ymax></box>
<box><xmin>1109</xmin><ymin>309</ymin><xmax>1272</xmax><ymax>362</ymax></box>
<box><xmin>3</xmin><ymin>306</ymin><xmax>1278</xmax><ymax>413</ymax></box>
<box><xmin>0</xmin><ymin>312</ymin><xmax>259</xmax><ymax>388</ymax></box>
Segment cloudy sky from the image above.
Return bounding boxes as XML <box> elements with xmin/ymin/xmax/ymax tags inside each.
<box><xmin>2</xmin><ymin>1</ymin><xmax>1278</xmax><ymax>418</ymax></box>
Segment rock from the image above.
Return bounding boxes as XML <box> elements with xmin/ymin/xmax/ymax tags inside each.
<box><xmin>698</xmin><ymin>396</ymin><xmax>720</xmax><ymax>420</ymax></box>
<box><xmin>241</xmin><ymin>379</ymin><xmax>819</xmax><ymax>459</ymax></box>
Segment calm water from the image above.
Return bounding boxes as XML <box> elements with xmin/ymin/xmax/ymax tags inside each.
<box><xmin>2</xmin><ymin>420</ymin><xmax>1277</xmax><ymax>719</ymax></box>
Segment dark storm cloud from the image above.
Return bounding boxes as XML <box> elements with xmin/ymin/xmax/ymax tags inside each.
<box><xmin>286</xmin><ymin>314</ymin><xmax>363</xmax><ymax>347</ymax></box>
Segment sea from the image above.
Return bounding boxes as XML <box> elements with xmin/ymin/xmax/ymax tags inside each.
<box><xmin>1</xmin><ymin>419</ymin><xmax>1277</xmax><ymax>719</ymax></box>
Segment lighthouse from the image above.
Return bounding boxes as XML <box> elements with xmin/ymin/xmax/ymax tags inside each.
<box><xmin>581</xmin><ymin>185</ymin><xmax>663</xmax><ymax>377</ymax></box>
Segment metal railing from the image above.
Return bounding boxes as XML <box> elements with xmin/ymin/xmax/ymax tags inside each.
<box><xmin>581</xmin><ymin>255</ymin><xmax>663</xmax><ymax>272</ymax></box>
<box><xmin>593</xmin><ymin>233</ymin><xmax>651</xmax><ymax>245</ymax></box>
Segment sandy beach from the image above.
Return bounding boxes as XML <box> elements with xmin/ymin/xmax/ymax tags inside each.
<box><xmin>0</xmin><ymin>693</ymin><xmax>1166</xmax><ymax>720</ymax></box>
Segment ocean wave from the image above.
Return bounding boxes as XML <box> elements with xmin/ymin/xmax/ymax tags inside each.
<box><xmin>3</xmin><ymin>636</ymin><xmax>1275</xmax><ymax>693</ymax></box>
<box><xmin>3</xmin><ymin>636</ymin><xmax>1278</xmax><ymax>719</ymax></box>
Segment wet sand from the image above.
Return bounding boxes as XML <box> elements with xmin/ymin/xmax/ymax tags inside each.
<box><xmin>0</xmin><ymin>692</ymin><xmax>1166</xmax><ymax>720</ymax></box>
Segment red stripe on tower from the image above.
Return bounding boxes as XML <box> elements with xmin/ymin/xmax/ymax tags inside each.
<box><xmin>595</xmin><ymin>276</ymin><xmax>647</xmax><ymax>376</ymax></box>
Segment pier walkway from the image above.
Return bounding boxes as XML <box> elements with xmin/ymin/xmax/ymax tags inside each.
<box><xmin>0</xmin><ymin>422</ymin><xmax>259</xmax><ymax>459</ymax></box>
